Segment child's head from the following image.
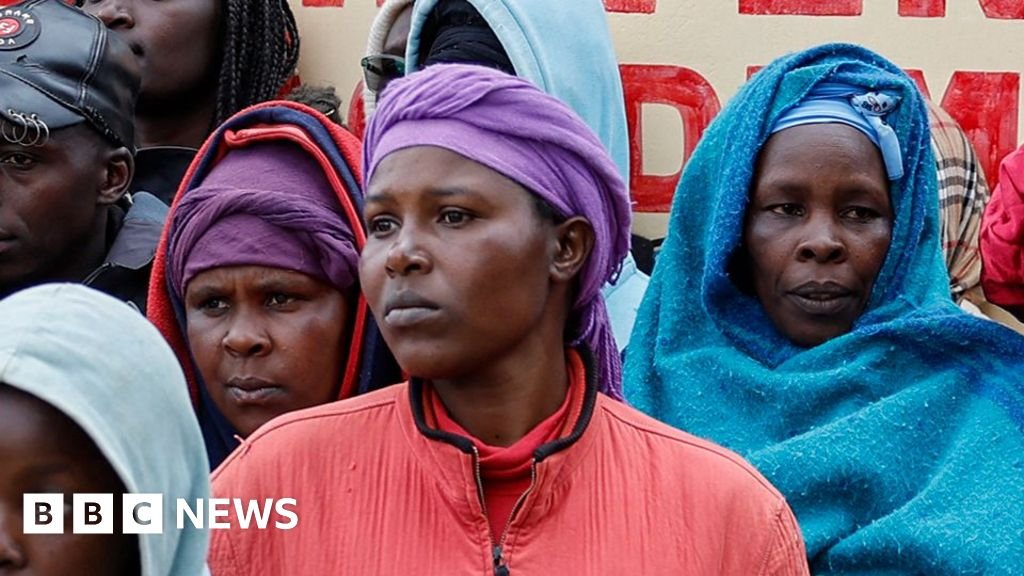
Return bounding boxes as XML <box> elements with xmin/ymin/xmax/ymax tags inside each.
<box><xmin>0</xmin><ymin>384</ymin><xmax>138</xmax><ymax>574</ymax></box>
<box><xmin>0</xmin><ymin>284</ymin><xmax>209</xmax><ymax>575</ymax></box>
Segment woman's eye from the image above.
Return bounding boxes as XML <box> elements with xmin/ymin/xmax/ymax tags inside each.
<box><xmin>267</xmin><ymin>293</ymin><xmax>297</xmax><ymax>307</ymax></box>
<box><xmin>368</xmin><ymin>217</ymin><xmax>397</xmax><ymax>235</ymax></box>
<box><xmin>0</xmin><ymin>153</ymin><xmax>36</xmax><ymax>168</ymax></box>
<box><xmin>198</xmin><ymin>298</ymin><xmax>228</xmax><ymax>312</ymax></box>
<box><xmin>768</xmin><ymin>203</ymin><xmax>804</xmax><ymax>217</ymax></box>
<box><xmin>439</xmin><ymin>209</ymin><xmax>473</xmax><ymax>226</ymax></box>
<box><xmin>843</xmin><ymin>206</ymin><xmax>879</xmax><ymax>220</ymax></box>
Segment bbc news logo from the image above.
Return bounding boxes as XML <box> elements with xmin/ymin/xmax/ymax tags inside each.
<box><xmin>23</xmin><ymin>494</ymin><xmax>298</xmax><ymax>534</ymax></box>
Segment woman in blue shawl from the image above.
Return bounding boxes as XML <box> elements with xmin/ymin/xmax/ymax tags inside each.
<box><xmin>624</xmin><ymin>43</ymin><xmax>1024</xmax><ymax>574</ymax></box>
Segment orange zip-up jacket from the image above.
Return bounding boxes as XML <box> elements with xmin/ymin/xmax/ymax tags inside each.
<box><xmin>209</xmin><ymin>349</ymin><xmax>809</xmax><ymax>575</ymax></box>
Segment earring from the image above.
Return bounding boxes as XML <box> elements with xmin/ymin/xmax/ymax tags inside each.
<box><xmin>24</xmin><ymin>114</ymin><xmax>48</xmax><ymax>147</ymax></box>
<box><xmin>0</xmin><ymin>117</ymin><xmax>18</xmax><ymax>144</ymax></box>
<box><xmin>1</xmin><ymin>110</ymin><xmax>27</xmax><ymax>144</ymax></box>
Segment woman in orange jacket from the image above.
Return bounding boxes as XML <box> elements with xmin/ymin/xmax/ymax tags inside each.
<box><xmin>207</xmin><ymin>64</ymin><xmax>809</xmax><ymax>576</ymax></box>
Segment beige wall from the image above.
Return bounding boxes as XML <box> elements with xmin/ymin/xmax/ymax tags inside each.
<box><xmin>289</xmin><ymin>0</ymin><xmax>1024</xmax><ymax>229</ymax></box>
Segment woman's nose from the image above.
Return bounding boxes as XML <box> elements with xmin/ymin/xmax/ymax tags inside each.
<box><xmin>796</xmin><ymin>217</ymin><xmax>847</xmax><ymax>263</ymax></box>
<box><xmin>91</xmin><ymin>1</ymin><xmax>135</xmax><ymax>29</ymax></box>
<box><xmin>384</xmin><ymin>227</ymin><xmax>433</xmax><ymax>278</ymax></box>
<box><xmin>0</xmin><ymin>508</ymin><xmax>27</xmax><ymax>570</ymax></box>
<box><xmin>222</xmin><ymin>313</ymin><xmax>272</xmax><ymax>358</ymax></box>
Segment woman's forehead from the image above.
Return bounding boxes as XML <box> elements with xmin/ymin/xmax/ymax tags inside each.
<box><xmin>756</xmin><ymin>124</ymin><xmax>886</xmax><ymax>174</ymax></box>
<box><xmin>367</xmin><ymin>146</ymin><xmax>530</xmax><ymax>200</ymax></box>
<box><xmin>0</xmin><ymin>385</ymin><xmax>105</xmax><ymax>467</ymax></box>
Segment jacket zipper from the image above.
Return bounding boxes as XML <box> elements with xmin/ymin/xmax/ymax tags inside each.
<box><xmin>82</xmin><ymin>262</ymin><xmax>115</xmax><ymax>286</ymax></box>
<box><xmin>472</xmin><ymin>446</ymin><xmax>539</xmax><ymax>576</ymax></box>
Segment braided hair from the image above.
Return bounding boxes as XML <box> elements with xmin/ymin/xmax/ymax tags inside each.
<box><xmin>217</xmin><ymin>0</ymin><xmax>300</xmax><ymax>125</ymax></box>
<box><xmin>76</xmin><ymin>0</ymin><xmax>300</xmax><ymax>127</ymax></box>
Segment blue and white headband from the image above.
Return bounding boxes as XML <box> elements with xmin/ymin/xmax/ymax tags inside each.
<box><xmin>770</xmin><ymin>82</ymin><xmax>904</xmax><ymax>180</ymax></box>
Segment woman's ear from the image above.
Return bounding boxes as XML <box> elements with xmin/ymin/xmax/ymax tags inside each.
<box><xmin>97</xmin><ymin>146</ymin><xmax>134</xmax><ymax>206</ymax></box>
<box><xmin>550</xmin><ymin>217</ymin><xmax>595</xmax><ymax>283</ymax></box>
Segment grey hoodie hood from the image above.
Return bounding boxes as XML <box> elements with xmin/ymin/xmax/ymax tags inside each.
<box><xmin>407</xmin><ymin>0</ymin><xmax>630</xmax><ymax>181</ymax></box>
<box><xmin>406</xmin><ymin>0</ymin><xmax>649</xmax><ymax>351</ymax></box>
<box><xmin>0</xmin><ymin>284</ymin><xmax>209</xmax><ymax>576</ymax></box>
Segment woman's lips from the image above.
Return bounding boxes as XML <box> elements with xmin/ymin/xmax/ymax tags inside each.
<box><xmin>384</xmin><ymin>306</ymin><xmax>440</xmax><ymax>328</ymax></box>
<box><xmin>787</xmin><ymin>282</ymin><xmax>855</xmax><ymax>316</ymax></box>
<box><xmin>788</xmin><ymin>293</ymin><xmax>855</xmax><ymax>315</ymax></box>
<box><xmin>383</xmin><ymin>291</ymin><xmax>440</xmax><ymax>328</ymax></box>
<box><xmin>225</xmin><ymin>377</ymin><xmax>285</xmax><ymax>406</ymax></box>
<box><xmin>0</xmin><ymin>237</ymin><xmax>15</xmax><ymax>255</ymax></box>
<box><xmin>0</xmin><ymin>228</ymin><xmax>16</xmax><ymax>254</ymax></box>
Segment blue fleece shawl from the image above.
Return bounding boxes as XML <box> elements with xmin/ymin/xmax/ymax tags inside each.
<box><xmin>624</xmin><ymin>43</ymin><xmax>1024</xmax><ymax>574</ymax></box>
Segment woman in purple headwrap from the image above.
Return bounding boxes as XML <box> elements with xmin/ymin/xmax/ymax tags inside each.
<box><xmin>147</xmin><ymin>101</ymin><xmax>399</xmax><ymax>470</ymax></box>
<box><xmin>207</xmin><ymin>65</ymin><xmax>808</xmax><ymax>576</ymax></box>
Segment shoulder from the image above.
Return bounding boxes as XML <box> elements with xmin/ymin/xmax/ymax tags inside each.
<box><xmin>212</xmin><ymin>384</ymin><xmax>407</xmax><ymax>481</ymax></box>
<box><xmin>242</xmin><ymin>383</ymin><xmax>403</xmax><ymax>442</ymax></box>
<box><xmin>125</xmin><ymin>192</ymin><xmax>170</xmax><ymax>223</ymax></box>
<box><xmin>593</xmin><ymin>397</ymin><xmax>808</xmax><ymax>574</ymax></box>
<box><xmin>107</xmin><ymin>192</ymin><xmax>168</xmax><ymax>268</ymax></box>
<box><xmin>596</xmin><ymin>396</ymin><xmax>786</xmax><ymax>500</ymax></box>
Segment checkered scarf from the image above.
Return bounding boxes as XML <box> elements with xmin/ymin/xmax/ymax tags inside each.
<box><xmin>927</xmin><ymin>100</ymin><xmax>990</xmax><ymax>304</ymax></box>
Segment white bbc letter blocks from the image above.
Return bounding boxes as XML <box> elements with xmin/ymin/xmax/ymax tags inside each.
<box><xmin>73</xmin><ymin>493</ymin><xmax>114</xmax><ymax>534</ymax></box>
<box><xmin>22</xmin><ymin>493</ymin><xmax>298</xmax><ymax>534</ymax></box>
<box><xmin>123</xmin><ymin>493</ymin><xmax>163</xmax><ymax>534</ymax></box>
<box><xmin>23</xmin><ymin>493</ymin><xmax>64</xmax><ymax>534</ymax></box>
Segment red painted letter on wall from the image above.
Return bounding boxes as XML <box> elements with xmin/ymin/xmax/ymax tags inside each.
<box><xmin>899</xmin><ymin>0</ymin><xmax>946</xmax><ymax>16</ymax></box>
<box><xmin>739</xmin><ymin>0</ymin><xmax>861</xmax><ymax>16</ymax></box>
<box><xmin>604</xmin><ymin>0</ymin><xmax>657</xmax><ymax>13</ymax></box>
<box><xmin>897</xmin><ymin>69</ymin><xmax>931</xmax><ymax>99</ymax></box>
<box><xmin>981</xmin><ymin>0</ymin><xmax>1024</xmax><ymax>18</ymax></box>
<box><xmin>621</xmin><ymin>64</ymin><xmax>721</xmax><ymax>212</ymax></box>
<box><xmin>903</xmin><ymin>0</ymin><xmax>1024</xmax><ymax>18</ymax></box>
<box><xmin>302</xmin><ymin>0</ymin><xmax>344</xmax><ymax>6</ymax></box>
<box><xmin>936</xmin><ymin>72</ymin><xmax>1020</xmax><ymax>188</ymax></box>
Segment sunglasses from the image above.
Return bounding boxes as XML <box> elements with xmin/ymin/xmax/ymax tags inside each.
<box><xmin>361</xmin><ymin>54</ymin><xmax>406</xmax><ymax>94</ymax></box>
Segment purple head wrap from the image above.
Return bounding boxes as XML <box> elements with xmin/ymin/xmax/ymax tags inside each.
<box><xmin>363</xmin><ymin>64</ymin><xmax>632</xmax><ymax>399</ymax></box>
<box><xmin>168</xmin><ymin>141</ymin><xmax>359</xmax><ymax>298</ymax></box>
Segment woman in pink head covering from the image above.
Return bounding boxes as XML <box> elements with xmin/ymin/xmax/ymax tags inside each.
<box><xmin>207</xmin><ymin>65</ymin><xmax>808</xmax><ymax>576</ymax></box>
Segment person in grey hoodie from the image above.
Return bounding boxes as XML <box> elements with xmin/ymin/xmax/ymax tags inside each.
<box><xmin>0</xmin><ymin>284</ymin><xmax>209</xmax><ymax>575</ymax></box>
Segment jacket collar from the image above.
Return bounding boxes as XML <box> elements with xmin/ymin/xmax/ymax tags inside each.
<box><xmin>407</xmin><ymin>346</ymin><xmax>600</xmax><ymax>464</ymax></box>
<box><xmin>131</xmin><ymin>146</ymin><xmax>198</xmax><ymax>205</ymax></box>
<box><xmin>104</xmin><ymin>191</ymin><xmax>168</xmax><ymax>271</ymax></box>
<box><xmin>396</xmin><ymin>347</ymin><xmax>605</xmax><ymax>536</ymax></box>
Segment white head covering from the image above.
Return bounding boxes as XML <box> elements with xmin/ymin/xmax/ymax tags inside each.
<box><xmin>0</xmin><ymin>284</ymin><xmax>210</xmax><ymax>576</ymax></box>
<box><xmin>363</xmin><ymin>0</ymin><xmax>415</xmax><ymax>117</ymax></box>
